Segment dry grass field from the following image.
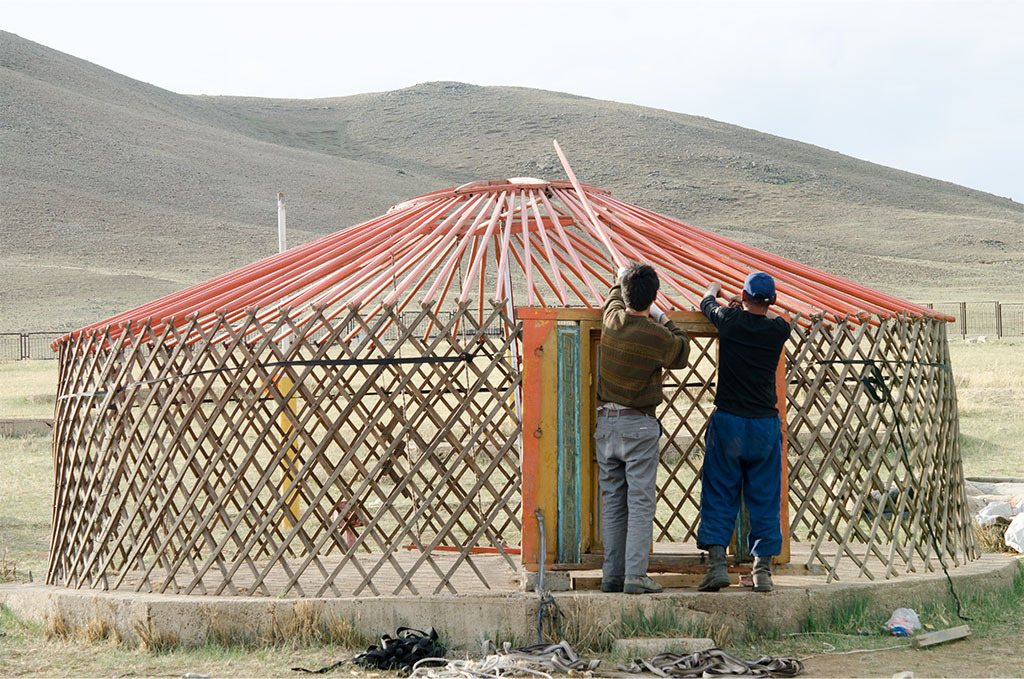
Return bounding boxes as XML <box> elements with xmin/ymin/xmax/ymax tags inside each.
<box><xmin>0</xmin><ymin>360</ymin><xmax>55</xmax><ymax>419</ymax></box>
<box><xmin>948</xmin><ymin>339</ymin><xmax>1024</xmax><ymax>478</ymax></box>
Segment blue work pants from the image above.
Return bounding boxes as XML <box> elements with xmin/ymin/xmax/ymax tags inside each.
<box><xmin>697</xmin><ymin>409</ymin><xmax>782</xmax><ymax>556</ymax></box>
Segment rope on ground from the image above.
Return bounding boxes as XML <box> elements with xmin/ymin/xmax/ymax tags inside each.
<box><xmin>820</xmin><ymin>640</ymin><xmax>912</xmax><ymax>655</ymax></box>
<box><xmin>408</xmin><ymin>653</ymin><xmax>552</xmax><ymax>679</ymax></box>
<box><xmin>618</xmin><ymin>647</ymin><xmax>804</xmax><ymax>677</ymax></box>
<box><xmin>408</xmin><ymin>640</ymin><xmax>600</xmax><ymax>678</ymax></box>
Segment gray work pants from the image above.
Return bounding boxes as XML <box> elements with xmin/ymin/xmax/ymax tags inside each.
<box><xmin>593</xmin><ymin>413</ymin><xmax>661</xmax><ymax>578</ymax></box>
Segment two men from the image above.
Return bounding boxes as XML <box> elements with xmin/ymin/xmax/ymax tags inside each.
<box><xmin>596</xmin><ymin>265</ymin><xmax>789</xmax><ymax>594</ymax></box>
<box><xmin>596</xmin><ymin>263</ymin><xmax>690</xmax><ymax>594</ymax></box>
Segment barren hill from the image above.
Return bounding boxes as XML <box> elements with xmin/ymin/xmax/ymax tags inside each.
<box><xmin>2</xmin><ymin>30</ymin><xmax>1021</xmax><ymax>332</ymax></box>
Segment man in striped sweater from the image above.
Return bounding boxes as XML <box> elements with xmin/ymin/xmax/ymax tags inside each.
<box><xmin>596</xmin><ymin>263</ymin><xmax>690</xmax><ymax>594</ymax></box>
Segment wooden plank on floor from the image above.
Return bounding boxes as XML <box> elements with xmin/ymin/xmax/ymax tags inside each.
<box><xmin>572</xmin><ymin>572</ymin><xmax>742</xmax><ymax>590</ymax></box>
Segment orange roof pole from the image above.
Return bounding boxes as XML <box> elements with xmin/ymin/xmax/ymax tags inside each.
<box><xmin>493</xmin><ymin>192</ymin><xmax>517</xmax><ymax>304</ymax></box>
<box><xmin>597</xmin><ymin>194</ymin><xmax>893</xmax><ymax>319</ymax></box>
<box><xmin>611</xmin><ymin>196</ymin><xmax>933</xmax><ymax>319</ymax></box>
<box><xmin>520</xmin><ymin>191</ymin><xmax>537</xmax><ymax>306</ymax></box>
<box><xmin>524</xmin><ymin>232</ymin><xmax>596</xmax><ymax>308</ymax></box>
<box><xmin>458</xmin><ymin>193</ymin><xmax>508</xmax><ymax>306</ymax></box>
<box><xmin>585</xmin><ymin>196</ymin><xmax>850</xmax><ymax>319</ymax></box>
<box><xmin>349</xmin><ymin>194</ymin><xmax>487</xmax><ymax>309</ymax></box>
<box><xmin>553</xmin><ymin>140</ymin><xmax>627</xmax><ymax>270</ymax></box>
<box><xmin>536</xmin><ymin>191</ymin><xmax>604</xmax><ymax>301</ymax></box>
<box><xmin>555</xmin><ymin>188</ymin><xmax>701</xmax><ymax>309</ymax></box>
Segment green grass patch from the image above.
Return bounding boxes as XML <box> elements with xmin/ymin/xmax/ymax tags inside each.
<box><xmin>0</xmin><ymin>433</ymin><xmax>52</xmax><ymax>578</ymax></box>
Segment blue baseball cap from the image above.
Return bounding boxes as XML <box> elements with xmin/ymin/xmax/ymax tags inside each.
<box><xmin>743</xmin><ymin>272</ymin><xmax>776</xmax><ymax>303</ymax></box>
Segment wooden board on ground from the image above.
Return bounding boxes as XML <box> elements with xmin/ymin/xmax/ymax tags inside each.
<box><xmin>915</xmin><ymin>625</ymin><xmax>971</xmax><ymax>647</ymax></box>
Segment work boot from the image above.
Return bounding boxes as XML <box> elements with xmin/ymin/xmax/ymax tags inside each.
<box><xmin>623</xmin><ymin>574</ymin><xmax>663</xmax><ymax>594</ymax></box>
<box><xmin>752</xmin><ymin>556</ymin><xmax>774</xmax><ymax>592</ymax></box>
<box><xmin>697</xmin><ymin>545</ymin><xmax>731</xmax><ymax>592</ymax></box>
<box><xmin>600</xmin><ymin>576</ymin><xmax>624</xmax><ymax>592</ymax></box>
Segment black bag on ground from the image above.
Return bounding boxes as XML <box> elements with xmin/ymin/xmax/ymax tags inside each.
<box><xmin>292</xmin><ymin>626</ymin><xmax>446</xmax><ymax>674</ymax></box>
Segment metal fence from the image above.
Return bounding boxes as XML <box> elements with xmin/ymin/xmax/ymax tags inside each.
<box><xmin>925</xmin><ymin>302</ymin><xmax>1024</xmax><ymax>339</ymax></box>
<box><xmin>0</xmin><ymin>333</ymin><xmax>65</xmax><ymax>361</ymax></box>
<box><xmin>1</xmin><ymin>312</ymin><xmax>503</xmax><ymax>361</ymax></box>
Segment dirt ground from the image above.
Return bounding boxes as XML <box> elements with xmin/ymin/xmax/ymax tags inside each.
<box><xmin>801</xmin><ymin>636</ymin><xmax>1021</xmax><ymax>678</ymax></box>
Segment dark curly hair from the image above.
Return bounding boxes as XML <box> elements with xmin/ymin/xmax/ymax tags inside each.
<box><xmin>621</xmin><ymin>263</ymin><xmax>659</xmax><ymax>311</ymax></box>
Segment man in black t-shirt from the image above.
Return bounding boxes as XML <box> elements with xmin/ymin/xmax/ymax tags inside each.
<box><xmin>697</xmin><ymin>272</ymin><xmax>791</xmax><ymax>592</ymax></box>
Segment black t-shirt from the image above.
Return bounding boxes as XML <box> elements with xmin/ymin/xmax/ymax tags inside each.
<box><xmin>701</xmin><ymin>295</ymin><xmax>791</xmax><ymax>418</ymax></box>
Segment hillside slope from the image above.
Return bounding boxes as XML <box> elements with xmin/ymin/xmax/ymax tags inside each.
<box><xmin>2</xmin><ymin>31</ymin><xmax>1021</xmax><ymax>332</ymax></box>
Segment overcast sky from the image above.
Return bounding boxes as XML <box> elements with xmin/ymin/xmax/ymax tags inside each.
<box><xmin>5</xmin><ymin>0</ymin><xmax>1022</xmax><ymax>201</ymax></box>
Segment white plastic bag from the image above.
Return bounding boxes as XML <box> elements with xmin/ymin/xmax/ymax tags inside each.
<box><xmin>884</xmin><ymin>608</ymin><xmax>921</xmax><ymax>636</ymax></box>
<box><xmin>977</xmin><ymin>501</ymin><xmax>1014</xmax><ymax>526</ymax></box>
<box><xmin>1005</xmin><ymin>513</ymin><xmax>1024</xmax><ymax>553</ymax></box>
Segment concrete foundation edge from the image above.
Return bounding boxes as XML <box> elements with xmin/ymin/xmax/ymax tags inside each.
<box><xmin>1</xmin><ymin>556</ymin><xmax>1019</xmax><ymax>650</ymax></box>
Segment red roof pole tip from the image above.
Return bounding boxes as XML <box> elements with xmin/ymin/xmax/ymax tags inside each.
<box><xmin>552</xmin><ymin>140</ymin><xmax>626</xmax><ymax>270</ymax></box>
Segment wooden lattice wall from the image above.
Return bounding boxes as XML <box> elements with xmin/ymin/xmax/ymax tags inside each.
<box><xmin>648</xmin><ymin>315</ymin><xmax>977</xmax><ymax>579</ymax></box>
<box><xmin>50</xmin><ymin>308</ymin><xmax>976</xmax><ymax>596</ymax></box>
<box><xmin>50</xmin><ymin>304</ymin><xmax>524</xmax><ymax>596</ymax></box>
<box><xmin>784</xmin><ymin>315</ymin><xmax>978</xmax><ymax>580</ymax></box>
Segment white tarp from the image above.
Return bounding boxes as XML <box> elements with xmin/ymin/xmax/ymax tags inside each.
<box><xmin>1005</xmin><ymin>514</ymin><xmax>1024</xmax><ymax>553</ymax></box>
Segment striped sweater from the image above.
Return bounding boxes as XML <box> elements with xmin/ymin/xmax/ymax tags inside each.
<box><xmin>597</xmin><ymin>285</ymin><xmax>691</xmax><ymax>416</ymax></box>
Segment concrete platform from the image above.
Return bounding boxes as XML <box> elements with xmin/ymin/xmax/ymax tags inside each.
<box><xmin>1</xmin><ymin>554</ymin><xmax>1019</xmax><ymax>649</ymax></box>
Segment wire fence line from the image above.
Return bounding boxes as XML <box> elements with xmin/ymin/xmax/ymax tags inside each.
<box><xmin>1</xmin><ymin>311</ymin><xmax>507</xmax><ymax>361</ymax></box>
<box><xmin>3</xmin><ymin>302</ymin><xmax>1020</xmax><ymax>361</ymax></box>
<box><xmin>0</xmin><ymin>332</ymin><xmax>65</xmax><ymax>361</ymax></box>
<box><xmin>925</xmin><ymin>302</ymin><xmax>1024</xmax><ymax>339</ymax></box>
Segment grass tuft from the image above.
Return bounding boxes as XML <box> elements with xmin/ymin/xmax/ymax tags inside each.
<box><xmin>133</xmin><ymin>618</ymin><xmax>180</xmax><ymax>652</ymax></box>
<box><xmin>82</xmin><ymin>615</ymin><xmax>111</xmax><ymax>643</ymax></box>
<box><xmin>44</xmin><ymin>613</ymin><xmax>70</xmax><ymax>641</ymax></box>
<box><xmin>263</xmin><ymin>603</ymin><xmax>367</xmax><ymax>649</ymax></box>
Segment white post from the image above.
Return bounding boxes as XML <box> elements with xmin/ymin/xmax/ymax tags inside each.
<box><xmin>276</xmin><ymin>191</ymin><xmax>296</xmax><ymax>521</ymax></box>
<box><xmin>278</xmin><ymin>191</ymin><xmax>291</xmax><ymax>353</ymax></box>
<box><xmin>277</xmin><ymin>192</ymin><xmax>287</xmax><ymax>253</ymax></box>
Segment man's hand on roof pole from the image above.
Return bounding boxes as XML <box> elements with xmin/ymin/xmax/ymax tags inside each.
<box><xmin>617</xmin><ymin>264</ymin><xmax>629</xmax><ymax>281</ymax></box>
<box><xmin>704</xmin><ymin>281</ymin><xmax>723</xmax><ymax>299</ymax></box>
